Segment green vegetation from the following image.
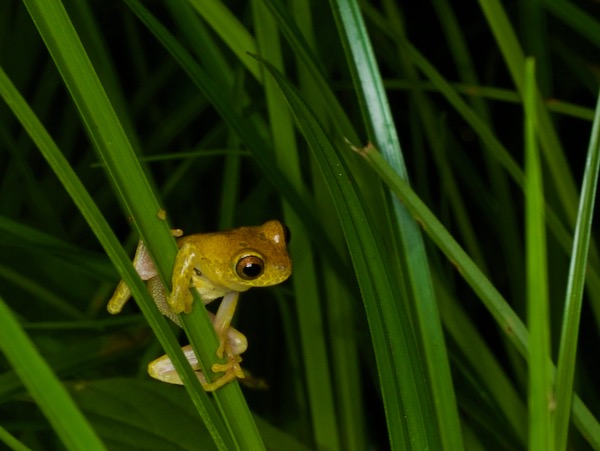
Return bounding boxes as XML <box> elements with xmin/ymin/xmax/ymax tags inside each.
<box><xmin>0</xmin><ymin>0</ymin><xmax>598</xmax><ymax>449</ymax></box>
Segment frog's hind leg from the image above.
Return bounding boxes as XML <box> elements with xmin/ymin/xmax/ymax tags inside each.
<box><xmin>148</xmin><ymin>291</ymin><xmax>247</xmax><ymax>391</ymax></box>
<box><xmin>148</xmin><ymin>344</ymin><xmax>240</xmax><ymax>391</ymax></box>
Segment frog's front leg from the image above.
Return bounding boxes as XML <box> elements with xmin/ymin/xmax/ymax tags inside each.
<box><xmin>167</xmin><ymin>242</ymin><xmax>201</xmax><ymax>314</ymax></box>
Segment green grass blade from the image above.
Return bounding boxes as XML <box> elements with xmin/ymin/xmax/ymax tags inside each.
<box><xmin>0</xmin><ymin>295</ymin><xmax>105</xmax><ymax>451</ymax></box>
<box><xmin>355</xmin><ymin>143</ymin><xmax>600</xmax><ymax>447</ymax></box>
<box><xmin>523</xmin><ymin>58</ymin><xmax>553</xmax><ymax>451</ymax></box>
<box><xmin>11</xmin><ymin>0</ymin><xmax>252</xmax><ymax>447</ymax></box>
<box><xmin>0</xmin><ymin>425</ymin><xmax>32</xmax><ymax>451</ymax></box>
<box><xmin>0</xmin><ymin>62</ymin><xmax>234</xmax><ymax>449</ymax></box>
<box><xmin>541</xmin><ymin>0</ymin><xmax>600</xmax><ymax>49</ymax></box>
<box><xmin>125</xmin><ymin>0</ymin><xmax>345</xmax><ymax>277</ymax></box>
<box><xmin>254</xmin><ymin>53</ymin><xmax>438</xmax><ymax>450</ymax></box>
<box><xmin>554</xmin><ymin>91</ymin><xmax>600</xmax><ymax>450</ymax></box>
<box><xmin>184</xmin><ymin>0</ymin><xmax>261</xmax><ymax>81</ymax></box>
<box><xmin>330</xmin><ymin>1</ymin><xmax>463</xmax><ymax>448</ymax></box>
<box><xmin>259</xmin><ymin>0</ymin><xmax>360</xmax><ymax>142</ymax></box>
<box><xmin>476</xmin><ymin>0</ymin><xmax>579</xmax><ymax>226</ymax></box>
<box><xmin>252</xmin><ymin>2</ymin><xmax>341</xmax><ymax>449</ymax></box>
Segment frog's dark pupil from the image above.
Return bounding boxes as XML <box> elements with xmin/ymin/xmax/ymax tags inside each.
<box><xmin>243</xmin><ymin>263</ymin><xmax>262</xmax><ymax>277</ymax></box>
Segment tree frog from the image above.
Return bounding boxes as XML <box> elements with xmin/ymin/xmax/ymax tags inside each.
<box><xmin>107</xmin><ymin>220</ymin><xmax>292</xmax><ymax>391</ymax></box>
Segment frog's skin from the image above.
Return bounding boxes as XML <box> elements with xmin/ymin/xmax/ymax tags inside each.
<box><xmin>107</xmin><ymin>220</ymin><xmax>292</xmax><ymax>391</ymax></box>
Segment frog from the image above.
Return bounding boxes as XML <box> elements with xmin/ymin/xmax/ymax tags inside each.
<box><xmin>107</xmin><ymin>220</ymin><xmax>292</xmax><ymax>391</ymax></box>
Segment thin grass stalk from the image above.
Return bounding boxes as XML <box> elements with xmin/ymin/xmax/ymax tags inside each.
<box><xmin>355</xmin><ymin>144</ymin><xmax>600</xmax><ymax>448</ymax></box>
<box><xmin>0</xmin><ymin>295</ymin><xmax>105</xmax><ymax>451</ymax></box>
<box><xmin>554</xmin><ymin>91</ymin><xmax>600</xmax><ymax>450</ymax></box>
<box><xmin>523</xmin><ymin>58</ymin><xmax>553</xmax><ymax>451</ymax></box>
<box><xmin>329</xmin><ymin>1</ymin><xmax>463</xmax><ymax>448</ymax></box>
<box><xmin>18</xmin><ymin>0</ymin><xmax>259</xmax><ymax>447</ymax></box>
<box><xmin>254</xmin><ymin>54</ymin><xmax>421</xmax><ymax>449</ymax></box>
<box><xmin>252</xmin><ymin>2</ymin><xmax>341</xmax><ymax>449</ymax></box>
<box><xmin>0</xmin><ymin>62</ymin><xmax>232</xmax><ymax>449</ymax></box>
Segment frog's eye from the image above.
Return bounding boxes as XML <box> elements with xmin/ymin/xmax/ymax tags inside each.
<box><xmin>236</xmin><ymin>255</ymin><xmax>264</xmax><ymax>280</ymax></box>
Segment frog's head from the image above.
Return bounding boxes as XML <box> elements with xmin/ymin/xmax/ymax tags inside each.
<box><xmin>186</xmin><ymin>220</ymin><xmax>292</xmax><ymax>292</ymax></box>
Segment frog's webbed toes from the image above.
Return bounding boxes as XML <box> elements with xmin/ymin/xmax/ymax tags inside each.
<box><xmin>212</xmin><ymin>358</ymin><xmax>245</xmax><ymax>382</ymax></box>
<box><xmin>213</xmin><ymin>338</ymin><xmax>246</xmax><ymax>383</ymax></box>
<box><xmin>190</xmin><ymin>351</ymin><xmax>245</xmax><ymax>391</ymax></box>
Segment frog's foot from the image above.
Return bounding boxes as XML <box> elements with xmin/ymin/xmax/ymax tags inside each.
<box><xmin>213</xmin><ymin>334</ymin><xmax>246</xmax><ymax>379</ymax></box>
<box><xmin>212</xmin><ymin>354</ymin><xmax>245</xmax><ymax>379</ymax></box>
<box><xmin>199</xmin><ymin>371</ymin><xmax>237</xmax><ymax>391</ymax></box>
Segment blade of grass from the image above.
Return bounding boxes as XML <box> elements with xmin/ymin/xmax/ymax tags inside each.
<box><xmin>253</xmin><ymin>53</ymin><xmax>441</xmax><ymax>451</ymax></box>
<box><xmin>477</xmin><ymin>0</ymin><xmax>579</xmax><ymax>229</ymax></box>
<box><xmin>329</xmin><ymin>1</ymin><xmax>463</xmax><ymax>448</ymax></box>
<box><xmin>383</xmin><ymin>79</ymin><xmax>595</xmax><ymax>120</ymax></box>
<box><xmin>524</xmin><ymin>58</ymin><xmax>553</xmax><ymax>451</ymax></box>
<box><xmin>0</xmin><ymin>62</ymin><xmax>234</xmax><ymax>449</ymax></box>
<box><xmin>252</xmin><ymin>2</ymin><xmax>341</xmax><ymax>449</ymax></box>
<box><xmin>259</xmin><ymin>0</ymin><xmax>359</xmax><ymax>143</ymax></box>
<box><xmin>184</xmin><ymin>0</ymin><xmax>261</xmax><ymax>81</ymax></box>
<box><xmin>125</xmin><ymin>0</ymin><xmax>349</xmax><ymax>281</ymax></box>
<box><xmin>0</xmin><ymin>294</ymin><xmax>105</xmax><ymax>451</ymax></box>
<box><xmin>354</xmin><ymin>143</ymin><xmax>600</xmax><ymax>448</ymax></box>
<box><xmin>541</xmin><ymin>0</ymin><xmax>600</xmax><ymax>49</ymax></box>
<box><xmin>0</xmin><ymin>425</ymin><xmax>32</xmax><ymax>451</ymax></box>
<box><xmin>554</xmin><ymin>90</ymin><xmax>600</xmax><ymax>450</ymax></box>
<box><xmin>11</xmin><ymin>0</ymin><xmax>253</xmax><ymax>446</ymax></box>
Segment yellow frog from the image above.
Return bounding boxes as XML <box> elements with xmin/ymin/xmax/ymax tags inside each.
<box><xmin>107</xmin><ymin>220</ymin><xmax>292</xmax><ymax>391</ymax></box>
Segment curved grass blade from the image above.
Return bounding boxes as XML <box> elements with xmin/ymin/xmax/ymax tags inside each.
<box><xmin>0</xmin><ymin>62</ymin><xmax>234</xmax><ymax>449</ymax></box>
<box><xmin>554</xmin><ymin>91</ymin><xmax>600</xmax><ymax>449</ymax></box>
<box><xmin>355</xmin><ymin>142</ymin><xmax>600</xmax><ymax>449</ymax></box>
<box><xmin>0</xmin><ymin>295</ymin><xmax>105</xmax><ymax>451</ymax></box>
<box><xmin>477</xmin><ymin>0</ymin><xmax>579</xmax><ymax>230</ymax></box>
<box><xmin>253</xmin><ymin>53</ymin><xmax>441</xmax><ymax>450</ymax></box>
<box><xmin>0</xmin><ymin>425</ymin><xmax>32</xmax><ymax>451</ymax></box>
<box><xmin>251</xmin><ymin>2</ymin><xmax>341</xmax><ymax>449</ymax></box>
<box><xmin>329</xmin><ymin>1</ymin><xmax>463</xmax><ymax>448</ymax></box>
<box><xmin>125</xmin><ymin>0</ymin><xmax>349</xmax><ymax>281</ymax></box>
<box><xmin>523</xmin><ymin>58</ymin><xmax>553</xmax><ymax>451</ymax></box>
<box><xmin>14</xmin><ymin>0</ymin><xmax>254</xmax><ymax>447</ymax></box>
